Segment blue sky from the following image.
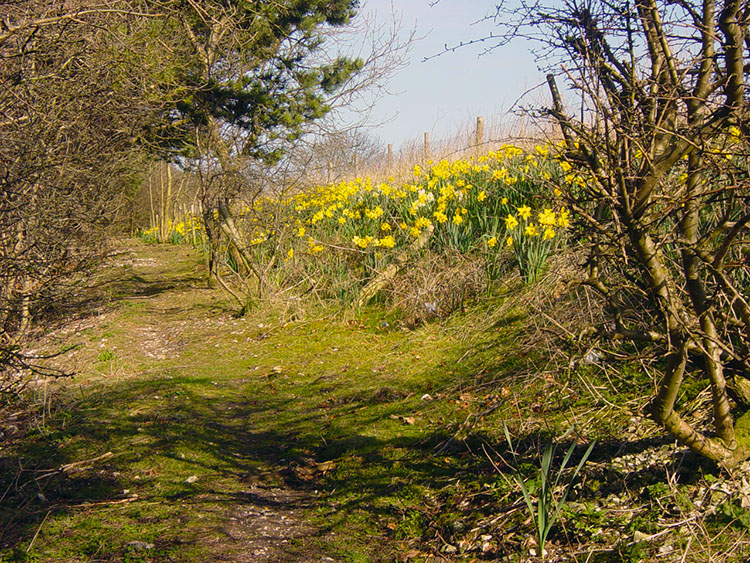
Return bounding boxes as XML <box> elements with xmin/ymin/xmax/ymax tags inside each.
<box><xmin>351</xmin><ymin>0</ymin><xmax>544</xmax><ymax>149</ymax></box>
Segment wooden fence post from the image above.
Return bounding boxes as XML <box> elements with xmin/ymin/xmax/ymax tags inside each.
<box><xmin>475</xmin><ymin>116</ymin><xmax>485</xmax><ymax>150</ymax></box>
<box><xmin>424</xmin><ymin>132</ymin><xmax>430</xmax><ymax>162</ymax></box>
<box><xmin>387</xmin><ymin>144</ymin><xmax>393</xmax><ymax>174</ymax></box>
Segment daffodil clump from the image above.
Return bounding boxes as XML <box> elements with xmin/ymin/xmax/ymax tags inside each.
<box><xmin>236</xmin><ymin>143</ymin><xmax>577</xmax><ymax>293</ymax></box>
<box><xmin>502</xmin><ymin>204</ymin><xmax>570</xmax><ymax>283</ymax></box>
<box><xmin>139</xmin><ymin>216</ymin><xmax>205</xmax><ymax>245</ymax></box>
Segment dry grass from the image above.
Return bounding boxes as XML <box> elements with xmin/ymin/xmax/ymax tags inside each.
<box><xmin>383</xmin><ymin>252</ymin><xmax>487</xmax><ymax>326</ymax></box>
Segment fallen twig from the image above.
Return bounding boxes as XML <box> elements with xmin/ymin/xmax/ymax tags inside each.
<box><xmin>26</xmin><ymin>510</ymin><xmax>49</xmax><ymax>552</ymax></box>
<box><xmin>29</xmin><ymin>451</ymin><xmax>115</xmax><ymax>482</ymax></box>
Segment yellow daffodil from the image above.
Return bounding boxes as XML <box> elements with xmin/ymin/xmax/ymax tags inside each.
<box><xmin>517</xmin><ymin>205</ymin><xmax>532</xmax><ymax>220</ymax></box>
<box><xmin>487</xmin><ymin>237</ymin><xmax>497</xmax><ymax>247</ymax></box>
<box><xmin>505</xmin><ymin>214</ymin><xmax>519</xmax><ymax>229</ymax></box>
<box><xmin>525</xmin><ymin>224</ymin><xmax>538</xmax><ymax>237</ymax></box>
<box><xmin>558</xmin><ymin>208</ymin><xmax>570</xmax><ymax>228</ymax></box>
<box><xmin>377</xmin><ymin>235</ymin><xmax>396</xmax><ymax>248</ymax></box>
<box><xmin>434</xmin><ymin>210</ymin><xmax>448</xmax><ymax>223</ymax></box>
<box><xmin>353</xmin><ymin>235</ymin><xmax>371</xmax><ymax>249</ymax></box>
<box><xmin>365</xmin><ymin>206</ymin><xmax>384</xmax><ymax>219</ymax></box>
<box><xmin>538</xmin><ymin>208</ymin><xmax>556</xmax><ymax>226</ymax></box>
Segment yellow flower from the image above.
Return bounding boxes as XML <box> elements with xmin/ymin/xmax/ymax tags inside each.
<box><xmin>558</xmin><ymin>208</ymin><xmax>570</xmax><ymax>228</ymax></box>
<box><xmin>297</xmin><ymin>226</ymin><xmax>306</xmax><ymax>237</ymax></box>
<box><xmin>487</xmin><ymin>237</ymin><xmax>497</xmax><ymax>247</ymax></box>
<box><xmin>381</xmin><ymin>222</ymin><xmax>391</xmax><ymax>231</ymax></box>
<box><xmin>378</xmin><ymin>235</ymin><xmax>396</xmax><ymax>248</ymax></box>
<box><xmin>452</xmin><ymin>214</ymin><xmax>463</xmax><ymax>225</ymax></box>
<box><xmin>517</xmin><ymin>205</ymin><xmax>532</xmax><ymax>220</ymax></box>
<box><xmin>433</xmin><ymin>211</ymin><xmax>448</xmax><ymax>223</ymax></box>
<box><xmin>538</xmin><ymin>208</ymin><xmax>556</xmax><ymax>226</ymax></box>
<box><xmin>338</xmin><ymin>216</ymin><xmax>347</xmax><ymax>225</ymax></box>
<box><xmin>543</xmin><ymin>228</ymin><xmax>555</xmax><ymax>240</ymax></box>
<box><xmin>505</xmin><ymin>214</ymin><xmax>519</xmax><ymax>230</ymax></box>
<box><xmin>365</xmin><ymin>206</ymin><xmax>384</xmax><ymax>219</ymax></box>
<box><xmin>415</xmin><ymin>217</ymin><xmax>432</xmax><ymax>229</ymax></box>
<box><xmin>287</xmin><ymin>248</ymin><xmax>294</xmax><ymax>259</ymax></box>
<box><xmin>477</xmin><ymin>190</ymin><xmax>487</xmax><ymax>202</ymax></box>
<box><xmin>353</xmin><ymin>236</ymin><xmax>370</xmax><ymax>249</ymax></box>
<box><xmin>506</xmin><ymin>236</ymin><xmax>513</xmax><ymax>247</ymax></box>
<box><xmin>525</xmin><ymin>224</ymin><xmax>538</xmax><ymax>237</ymax></box>
<box><xmin>501</xmin><ymin>197</ymin><xmax>508</xmax><ymax>205</ymax></box>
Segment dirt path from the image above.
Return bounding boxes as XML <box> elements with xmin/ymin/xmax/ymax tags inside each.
<box><xmin>99</xmin><ymin>244</ymin><xmax>339</xmax><ymax>562</ymax></box>
<box><xmin>2</xmin><ymin>242</ymin><xmax>375</xmax><ymax>562</ymax></box>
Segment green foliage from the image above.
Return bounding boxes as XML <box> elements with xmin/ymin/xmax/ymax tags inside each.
<box><xmin>716</xmin><ymin>499</ymin><xmax>750</xmax><ymax>531</ymax></box>
<box><xmin>504</xmin><ymin>425</ymin><xmax>595</xmax><ymax>555</ymax></box>
<box><xmin>394</xmin><ymin>510</ymin><xmax>428</xmax><ymax>540</ymax></box>
<box><xmin>0</xmin><ymin>548</ymin><xmax>39</xmax><ymax>563</ymax></box>
<box><xmin>96</xmin><ymin>350</ymin><xmax>116</xmax><ymax>363</ymax></box>
<box><xmin>135</xmin><ymin>229</ymin><xmax>158</xmax><ymax>244</ymax></box>
<box><xmin>148</xmin><ymin>0</ymin><xmax>363</xmax><ymax>163</ymax></box>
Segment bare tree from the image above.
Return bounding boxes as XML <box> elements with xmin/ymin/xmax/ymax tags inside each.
<box><xmin>482</xmin><ymin>0</ymin><xmax>749</xmax><ymax>466</ymax></box>
<box><xmin>0</xmin><ymin>0</ymin><xmax>162</xmax><ymax>388</ymax></box>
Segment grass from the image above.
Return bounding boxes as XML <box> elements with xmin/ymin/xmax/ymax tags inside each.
<box><xmin>0</xmin><ymin>241</ymin><xmax>525</xmax><ymax>562</ymax></box>
<box><xmin>2</xmin><ymin>240</ymin><xmax>750</xmax><ymax>562</ymax></box>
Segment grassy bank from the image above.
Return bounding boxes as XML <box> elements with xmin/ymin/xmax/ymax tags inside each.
<box><xmin>1</xmin><ymin>242</ymin><xmax>749</xmax><ymax>562</ymax></box>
